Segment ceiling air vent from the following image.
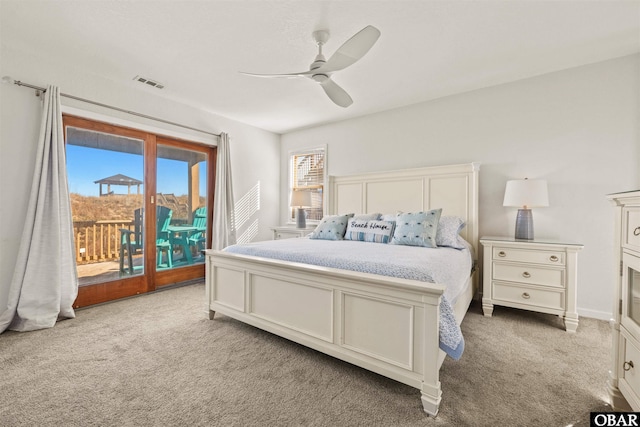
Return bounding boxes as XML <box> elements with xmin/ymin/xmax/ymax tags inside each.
<box><xmin>133</xmin><ymin>75</ymin><xmax>164</xmax><ymax>89</ymax></box>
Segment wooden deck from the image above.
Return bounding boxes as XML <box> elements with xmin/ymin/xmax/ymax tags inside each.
<box><xmin>76</xmin><ymin>254</ymin><xmax>205</xmax><ymax>286</ymax></box>
<box><xmin>76</xmin><ymin>259</ymin><xmax>135</xmax><ymax>286</ymax></box>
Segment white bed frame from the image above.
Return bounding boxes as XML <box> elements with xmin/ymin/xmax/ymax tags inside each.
<box><xmin>205</xmin><ymin>162</ymin><xmax>479</xmax><ymax>415</ymax></box>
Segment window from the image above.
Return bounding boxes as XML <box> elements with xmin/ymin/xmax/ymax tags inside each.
<box><xmin>289</xmin><ymin>147</ymin><xmax>325</xmax><ymax>223</ymax></box>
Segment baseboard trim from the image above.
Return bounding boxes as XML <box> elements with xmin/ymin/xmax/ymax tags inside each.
<box><xmin>578</xmin><ymin>307</ymin><xmax>612</xmax><ymax>321</ymax></box>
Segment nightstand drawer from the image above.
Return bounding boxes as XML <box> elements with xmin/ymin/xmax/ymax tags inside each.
<box><xmin>493</xmin><ymin>263</ymin><xmax>563</xmax><ymax>288</ymax></box>
<box><xmin>271</xmin><ymin>226</ymin><xmax>316</xmax><ymax>240</ymax></box>
<box><xmin>492</xmin><ymin>282</ymin><xmax>564</xmax><ymax>311</ymax></box>
<box><xmin>493</xmin><ymin>247</ymin><xmax>564</xmax><ymax>266</ymax></box>
<box><xmin>275</xmin><ymin>231</ymin><xmax>303</xmax><ymax>239</ymax></box>
<box><xmin>625</xmin><ymin>208</ymin><xmax>640</xmax><ymax>251</ymax></box>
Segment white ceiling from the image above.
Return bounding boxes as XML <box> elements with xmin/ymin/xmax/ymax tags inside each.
<box><xmin>2</xmin><ymin>1</ymin><xmax>639</xmax><ymax>134</ymax></box>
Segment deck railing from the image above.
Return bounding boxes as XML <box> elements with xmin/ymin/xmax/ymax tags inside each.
<box><xmin>73</xmin><ymin>220</ymin><xmax>134</xmax><ymax>264</ymax></box>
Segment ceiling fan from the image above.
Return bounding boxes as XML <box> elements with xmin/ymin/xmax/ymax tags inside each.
<box><xmin>240</xmin><ymin>25</ymin><xmax>381</xmax><ymax>108</ymax></box>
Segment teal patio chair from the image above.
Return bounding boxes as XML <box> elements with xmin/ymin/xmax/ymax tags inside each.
<box><xmin>188</xmin><ymin>207</ymin><xmax>207</xmax><ymax>253</ymax></box>
<box><xmin>119</xmin><ymin>205</ymin><xmax>174</xmax><ymax>274</ymax></box>
<box><xmin>119</xmin><ymin>227</ymin><xmax>140</xmax><ymax>276</ymax></box>
<box><xmin>156</xmin><ymin>206</ymin><xmax>173</xmax><ymax>269</ymax></box>
<box><xmin>131</xmin><ymin>207</ymin><xmax>143</xmax><ymax>253</ymax></box>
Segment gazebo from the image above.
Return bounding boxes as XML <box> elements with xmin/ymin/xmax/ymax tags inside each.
<box><xmin>94</xmin><ymin>174</ymin><xmax>142</xmax><ymax>196</ymax></box>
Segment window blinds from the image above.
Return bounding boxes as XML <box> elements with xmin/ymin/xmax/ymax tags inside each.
<box><xmin>289</xmin><ymin>148</ymin><xmax>325</xmax><ymax>221</ymax></box>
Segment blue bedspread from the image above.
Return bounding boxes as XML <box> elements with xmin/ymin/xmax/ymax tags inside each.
<box><xmin>223</xmin><ymin>238</ymin><xmax>469</xmax><ymax>360</ymax></box>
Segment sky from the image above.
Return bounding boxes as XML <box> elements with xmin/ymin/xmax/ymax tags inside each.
<box><xmin>66</xmin><ymin>144</ymin><xmax>207</xmax><ymax>197</ymax></box>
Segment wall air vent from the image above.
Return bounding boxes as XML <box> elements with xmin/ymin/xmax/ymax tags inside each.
<box><xmin>133</xmin><ymin>75</ymin><xmax>165</xmax><ymax>89</ymax></box>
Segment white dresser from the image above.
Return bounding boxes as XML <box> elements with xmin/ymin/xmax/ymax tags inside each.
<box><xmin>607</xmin><ymin>190</ymin><xmax>640</xmax><ymax>411</ymax></box>
<box><xmin>270</xmin><ymin>225</ymin><xmax>316</xmax><ymax>240</ymax></box>
<box><xmin>480</xmin><ymin>237</ymin><xmax>583</xmax><ymax>332</ymax></box>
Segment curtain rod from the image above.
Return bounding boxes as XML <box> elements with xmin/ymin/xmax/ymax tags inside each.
<box><xmin>2</xmin><ymin>76</ymin><xmax>221</xmax><ymax>138</ymax></box>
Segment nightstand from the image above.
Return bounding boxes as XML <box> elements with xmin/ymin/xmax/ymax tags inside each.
<box><xmin>270</xmin><ymin>225</ymin><xmax>316</xmax><ymax>240</ymax></box>
<box><xmin>480</xmin><ymin>236</ymin><xmax>583</xmax><ymax>332</ymax></box>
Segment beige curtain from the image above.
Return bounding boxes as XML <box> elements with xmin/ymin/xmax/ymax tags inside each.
<box><xmin>212</xmin><ymin>132</ymin><xmax>237</xmax><ymax>250</ymax></box>
<box><xmin>0</xmin><ymin>85</ymin><xmax>78</xmax><ymax>333</ymax></box>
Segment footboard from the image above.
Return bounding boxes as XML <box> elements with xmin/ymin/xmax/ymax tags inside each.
<box><xmin>205</xmin><ymin>249</ymin><xmax>447</xmax><ymax>416</ymax></box>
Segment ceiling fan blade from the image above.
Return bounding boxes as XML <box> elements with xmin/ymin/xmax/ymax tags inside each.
<box><xmin>320</xmin><ymin>78</ymin><xmax>353</xmax><ymax>107</ymax></box>
<box><xmin>320</xmin><ymin>25</ymin><xmax>380</xmax><ymax>73</ymax></box>
<box><xmin>239</xmin><ymin>71</ymin><xmax>314</xmax><ymax>79</ymax></box>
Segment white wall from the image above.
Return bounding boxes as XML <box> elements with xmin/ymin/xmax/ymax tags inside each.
<box><xmin>0</xmin><ymin>46</ymin><xmax>281</xmax><ymax>310</ymax></box>
<box><xmin>281</xmin><ymin>54</ymin><xmax>640</xmax><ymax>320</ymax></box>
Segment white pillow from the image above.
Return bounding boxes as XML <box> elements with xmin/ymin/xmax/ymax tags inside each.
<box><xmin>352</xmin><ymin>213</ymin><xmax>381</xmax><ymax>221</ymax></box>
<box><xmin>381</xmin><ymin>211</ymin><xmax>402</xmax><ymax>222</ymax></box>
<box><xmin>436</xmin><ymin>216</ymin><xmax>467</xmax><ymax>249</ymax></box>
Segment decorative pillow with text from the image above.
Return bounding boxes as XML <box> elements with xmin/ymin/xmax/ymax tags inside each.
<box><xmin>362</xmin><ymin>220</ymin><xmax>395</xmax><ymax>243</ymax></box>
<box><xmin>345</xmin><ymin>219</ymin><xmax>395</xmax><ymax>243</ymax></box>
<box><xmin>344</xmin><ymin>219</ymin><xmax>369</xmax><ymax>241</ymax></box>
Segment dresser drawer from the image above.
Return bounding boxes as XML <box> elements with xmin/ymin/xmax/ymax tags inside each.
<box><xmin>620</xmin><ymin>328</ymin><xmax>640</xmax><ymax>409</ymax></box>
<box><xmin>492</xmin><ymin>282</ymin><xmax>564</xmax><ymax>311</ymax></box>
<box><xmin>624</xmin><ymin>208</ymin><xmax>640</xmax><ymax>251</ymax></box>
<box><xmin>493</xmin><ymin>263</ymin><xmax>563</xmax><ymax>288</ymax></box>
<box><xmin>492</xmin><ymin>247</ymin><xmax>564</xmax><ymax>266</ymax></box>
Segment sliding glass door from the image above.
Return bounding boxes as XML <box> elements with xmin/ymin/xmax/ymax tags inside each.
<box><xmin>153</xmin><ymin>138</ymin><xmax>212</xmax><ymax>287</ymax></box>
<box><xmin>63</xmin><ymin>115</ymin><xmax>215</xmax><ymax>307</ymax></box>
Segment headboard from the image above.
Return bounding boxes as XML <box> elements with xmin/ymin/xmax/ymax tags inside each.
<box><xmin>328</xmin><ymin>162</ymin><xmax>480</xmax><ymax>255</ymax></box>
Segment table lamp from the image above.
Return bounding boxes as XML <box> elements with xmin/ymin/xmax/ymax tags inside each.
<box><xmin>290</xmin><ymin>190</ymin><xmax>312</xmax><ymax>228</ymax></box>
<box><xmin>503</xmin><ymin>178</ymin><xmax>549</xmax><ymax>240</ymax></box>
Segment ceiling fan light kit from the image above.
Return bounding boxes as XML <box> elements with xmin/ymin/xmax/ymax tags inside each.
<box><xmin>241</xmin><ymin>25</ymin><xmax>380</xmax><ymax>107</ymax></box>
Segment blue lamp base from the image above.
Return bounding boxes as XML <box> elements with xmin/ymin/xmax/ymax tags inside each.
<box><xmin>296</xmin><ymin>208</ymin><xmax>307</xmax><ymax>229</ymax></box>
<box><xmin>515</xmin><ymin>208</ymin><xmax>534</xmax><ymax>240</ymax></box>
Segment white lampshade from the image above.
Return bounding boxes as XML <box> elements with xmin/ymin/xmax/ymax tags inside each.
<box><xmin>503</xmin><ymin>179</ymin><xmax>549</xmax><ymax>208</ymax></box>
<box><xmin>290</xmin><ymin>190</ymin><xmax>312</xmax><ymax>208</ymax></box>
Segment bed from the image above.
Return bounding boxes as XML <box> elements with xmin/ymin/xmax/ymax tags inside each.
<box><xmin>205</xmin><ymin>162</ymin><xmax>479</xmax><ymax>415</ymax></box>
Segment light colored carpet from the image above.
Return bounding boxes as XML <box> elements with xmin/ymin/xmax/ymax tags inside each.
<box><xmin>0</xmin><ymin>283</ymin><xmax>612</xmax><ymax>426</ymax></box>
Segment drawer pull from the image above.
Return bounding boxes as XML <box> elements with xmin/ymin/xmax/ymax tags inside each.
<box><xmin>522</xmin><ymin>292</ymin><xmax>531</xmax><ymax>299</ymax></box>
<box><xmin>624</xmin><ymin>360</ymin><xmax>635</xmax><ymax>371</ymax></box>
<box><xmin>498</xmin><ymin>251</ymin><xmax>506</xmax><ymax>257</ymax></box>
<box><xmin>634</xmin><ymin>227</ymin><xmax>640</xmax><ymax>236</ymax></box>
<box><xmin>549</xmin><ymin>255</ymin><xmax>559</xmax><ymax>262</ymax></box>
<box><xmin>522</xmin><ymin>272</ymin><xmax>531</xmax><ymax>278</ymax></box>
